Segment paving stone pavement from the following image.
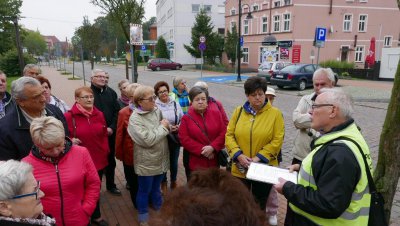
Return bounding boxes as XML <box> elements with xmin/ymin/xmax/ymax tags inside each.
<box><xmin>41</xmin><ymin>65</ymin><xmax>399</xmax><ymax>226</ymax></box>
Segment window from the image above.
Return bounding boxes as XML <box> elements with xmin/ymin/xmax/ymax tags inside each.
<box><xmin>230</xmin><ymin>21</ymin><xmax>237</xmax><ymax>32</ymax></box>
<box><xmin>283</xmin><ymin>13</ymin><xmax>291</xmax><ymax>31</ymax></box>
<box><xmin>384</xmin><ymin>36</ymin><xmax>392</xmax><ymax>47</ymax></box>
<box><xmin>343</xmin><ymin>14</ymin><xmax>352</xmax><ymax>32</ymax></box>
<box><xmin>259</xmin><ymin>47</ymin><xmax>266</xmax><ymax>63</ymax></box>
<box><xmin>243</xmin><ymin>19</ymin><xmax>249</xmax><ymax>35</ymax></box>
<box><xmin>242</xmin><ymin>47</ymin><xmax>249</xmax><ymax>63</ymax></box>
<box><xmin>355</xmin><ymin>46</ymin><xmax>364</xmax><ymax>62</ymax></box>
<box><xmin>167</xmin><ymin>8</ymin><xmax>173</xmax><ymax>18</ymax></box>
<box><xmin>261</xmin><ymin>17</ymin><xmax>268</xmax><ymax>33</ymax></box>
<box><xmin>358</xmin><ymin>14</ymin><xmax>367</xmax><ymax>32</ymax></box>
<box><xmin>192</xmin><ymin>4</ymin><xmax>200</xmax><ymax>13</ymax></box>
<box><xmin>218</xmin><ymin>28</ymin><xmax>225</xmax><ymax>35</ymax></box>
<box><xmin>231</xmin><ymin>9</ymin><xmax>236</xmax><ymax>15</ymax></box>
<box><xmin>273</xmin><ymin>15</ymin><xmax>280</xmax><ymax>32</ymax></box>
<box><xmin>284</xmin><ymin>0</ymin><xmax>291</xmax><ymax>5</ymax></box>
<box><xmin>253</xmin><ymin>4</ymin><xmax>259</xmax><ymax>11</ymax></box>
<box><xmin>274</xmin><ymin>0</ymin><xmax>281</xmax><ymax>7</ymax></box>
<box><xmin>203</xmin><ymin>5</ymin><xmax>212</xmax><ymax>13</ymax></box>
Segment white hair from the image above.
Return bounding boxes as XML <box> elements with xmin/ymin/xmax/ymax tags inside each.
<box><xmin>320</xmin><ymin>88</ymin><xmax>354</xmax><ymax>119</ymax></box>
<box><xmin>313</xmin><ymin>68</ymin><xmax>336</xmax><ymax>85</ymax></box>
<box><xmin>0</xmin><ymin>160</ymin><xmax>33</xmax><ymax>200</ymax></box>
<box><xmin>91</xmin><ymin>69</ymin><xmax>105</xmax><ymax>77</ymax></box>
<box><xmin>23</xmin><ymin>64</ymin><xmax>39</xmax><ymax>75</ymax></box>
<box><xmin>30</xmin><ymin>116</ymin><xmax>65</xmax><ymax>148</ymax></box>
<box><xmin>11</xmin><ymin>77</ymin><xmax>41</xmax><ymax>100</ymax></box>
<box><xmin>193</xmin><ymin>81</ymin><xmax>208</xmax><ymax>90</ymax></box>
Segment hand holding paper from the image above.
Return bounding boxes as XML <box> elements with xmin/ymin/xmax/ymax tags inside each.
<box><xmin>246</xmin><ymin>162</ymin><xmax>298</xmax><ymax>185</ymax></box>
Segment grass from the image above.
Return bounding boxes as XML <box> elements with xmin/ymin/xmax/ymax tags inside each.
<box><xmin>61</xmin><ymin>71</ymin><xmax>72</xmax><ymax>75</ymax></box>
<box><xmin>68</xmin><ymin>77</ymin><xmax>82</xmax><ymax>80</ymax></box>
<box><xmin>6</xmin><ymin>76</ymin><xmax>19</xmax><ymax>92</ymax></box>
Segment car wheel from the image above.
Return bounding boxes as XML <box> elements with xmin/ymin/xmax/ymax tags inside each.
<box><xmin>298</xmin><ymin>80</ymin><xmax>306</xmax><ymax>91</ymax></box>
<box><xmin>277</xmin><ymin>85</ymin><xmax>284</xmax><ymax>89</ymax></box>
<box><xmin>156</xmin><ymin>66</ymin><xmax>161</xmax><ymax>71</ymax></box>
<box><xmin>151</xmin><ymin>68</ymin><xmax>156</xmax><ymax>71</ymax></box>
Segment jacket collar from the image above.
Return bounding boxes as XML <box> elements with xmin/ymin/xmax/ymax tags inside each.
<box><xmin>242</xmin><ymin>100</ymin><xmax>271</xmax><ymax>116</ymax></box>
<box><xmin>311</xmin><ymin>119</ymin><xmax>356</xmax><ymax>148</ymax></box>
<box><xmin>14</xmin><ymin>105</ymin><xmax>56</xmax><ymax>129</ymax></box>
<box><xmin>31</xmin><ymin>137</ymin><xmax>73</xmax><ymax>164</ymax></box>
<box><xmin>91</xmin><ymin>83</ymin><xmax>107</xmax><ymax>93</ymax></box>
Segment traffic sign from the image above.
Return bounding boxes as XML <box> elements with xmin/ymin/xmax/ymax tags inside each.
<box><xmin>315</xmin><ymin>27</ymin><xmax>327</xmax><ymax>47</ymax></box>
<box><xmin>141</xmin><ymin>45</ymin><xmax>146</xmax><ymax>50</ymax></box>
<box><xmin>239</xmin><ymin>36</ymin><xmax>244</xmax><ymax>47</ymax></box>
<box><xmin>199</xmin><ymin>42</ymin><xmax>206</xmax><ymax>51</ymax></box>
<box><xmin>200</xmin><ymin>36</ymin><xmax>206</xmax><ymax>43</ymax></box>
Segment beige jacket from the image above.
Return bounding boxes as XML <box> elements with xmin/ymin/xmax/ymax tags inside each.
<box><xmin>128</xmin><ymin>107</ymin><xmax>169</xmax><ymax>176</ymax></box>
<box><xmin>292</xmin><ymin>93</ymin><xmax>319</xmax><ymax>161</ymax></box>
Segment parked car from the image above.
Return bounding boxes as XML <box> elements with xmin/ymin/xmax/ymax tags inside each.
<box><xmin>256</xmin><ymin>61</ymin><xmax>291</xmax><ymax>82</ymax></box>
<box><xmin>147</xmin><ymin>58</ymin><xmax>182</xmax><ymax>71</ymax></box>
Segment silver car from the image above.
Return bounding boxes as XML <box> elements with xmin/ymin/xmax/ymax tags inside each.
<box><xmin>256</xmin><ymin>61</ymin><xmax>291</xmax><ymax>82</ymax></box>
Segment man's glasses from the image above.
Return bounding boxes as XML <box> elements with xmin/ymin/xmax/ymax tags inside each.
<box><xmin>12</xmin><ymin>181</ymin><xmax>40</xmax><ymax>200</ymax></box>
<box><xmin>141</xmin><ymin>95</ymin><xmax>157</xmax><ymax>102</ymax></box>
<box><xmin>311</xmin><ymin>104</ymin><xmax>334</xmax><ymax>109</ymax></box>
<box><xmin>79</xmin><ymin>96</ymin><xmax>94</xmax><ymax>100</ymax></box>
<box><xmin>94</xmin><ymin>75</ymin><xmax>107</xmax><ymax>79</ymax></box>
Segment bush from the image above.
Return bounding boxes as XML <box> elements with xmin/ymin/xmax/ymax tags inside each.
<box><xmin>319</xmin><ymin>60</ymin><xmax>355</xmax><ymax>69</ymax></box>
<box><xmin>341</xmin><ymin>71</ymin><xmax>350</xmax><ymax>77</ymax></box>
<box><xmin>0</xmin><ymin>49</ymin><xmax>36</xmax><ymax>76</ymax></box>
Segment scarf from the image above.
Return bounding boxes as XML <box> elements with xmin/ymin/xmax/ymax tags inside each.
<box><xmin>76</xmin><ymin>103</ymin><xmax>93</xmax><ymax>118</ymax></box>
<box><xmin>0</xmin><ymin>213</ymin><xmax>56</xmax><ymax>226</ymax></box>
<box><xmin>120</xmin><ymin>95</ymin><xmax>130</xmax><ymax>106</ymax></box>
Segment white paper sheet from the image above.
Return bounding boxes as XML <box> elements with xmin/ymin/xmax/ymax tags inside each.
<box><xmin>246</xmin><ymin>162</ymin><xmax>298</xmax><ymax>184</ymax></box>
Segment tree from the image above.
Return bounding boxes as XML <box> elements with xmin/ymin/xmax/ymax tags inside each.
<box><xmin>74</xmin><ymin>16</ymin><xmax>101</xmax><ymax>69</ymax></box>
<box><xmin>184</xmin><ymin>9</ymin><xmax>223</xmax><ymax>64</ymax></box>
<box><xmin>91</xmin><ymin>0</ymin><xmax>145</xmax><ymax>82</ymax></box>
<box><xmin>224</xmin><ymin>25</ymin><xmax>239</xmax><ymax>67</ymax></box>
<box><xmin>0</xmin><ymin>0</ymin><xmax>22</xmax><ymax>54</ymax></box>
<box><xmin>155</xmin><ymin>36</ymin><xmax>169</xmax><ymax>59</ymax></box>
<box><xmin>23</xmin><ymin>30</ymin><xmax>47</xmax><ymax>56</ymax></box>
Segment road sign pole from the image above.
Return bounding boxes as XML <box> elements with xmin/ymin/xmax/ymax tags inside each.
<box><xmin>200</xmin><ymin>50</ymin><xmax>203</xmax><ymax>78</ymax></box>
<box><xmin>130</xmin><ymin>44</ymin><xmax>135</xmax><ymax>83</ymax></box>
<box><xmin>316</xmin><ymin>47</ymin><xmax>321</xmax><ymax>65</ymax></box>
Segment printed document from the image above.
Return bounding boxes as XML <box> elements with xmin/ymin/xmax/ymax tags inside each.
<box><xmin>246</xmin><ymin>162</ymin><xmax>298</xmax><ymax>184</ymax></box>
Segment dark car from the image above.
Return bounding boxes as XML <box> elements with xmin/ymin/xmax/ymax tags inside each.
<box><xmin>256</xmin><ymin>61</ymin><xmax>291</xmax><ymax>82</ymax></box>
<box><xmin>270</xmin><ymin>64</ymin><xmax>338</xmax><ymax>91</ymax></box>
<box><xmin>147</xmin><ymin>58</ymin><xmax>182</xmax><ymax>71</ymax></box>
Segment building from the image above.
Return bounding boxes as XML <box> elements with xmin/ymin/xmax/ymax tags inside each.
<box><xmin>156</xmin><ymin>0</ymin><xmax>225</xmax><ymax>64</ymax></box>
<box><xmin>224</xmin><ymin>0</ymin><xmax>400</xmax><ymax>70</ymax></box>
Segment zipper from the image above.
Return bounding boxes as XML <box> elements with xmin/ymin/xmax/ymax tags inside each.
<box><xmin>201</xmin><ymin>114</ymin><xmax>211</xmax><ymax>167</ymax></box>
<box><xmin>55</xmin><ymin>163</ymin><xmax>66</xmax><ymax>226</ymax></box>
<box><xmin>249</xmin><ymin>115</ymin><xmax>256</xmax><ymax>157</ymax></box>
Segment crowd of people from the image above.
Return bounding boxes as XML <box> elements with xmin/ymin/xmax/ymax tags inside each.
<box><xmin>0</xmin><ymin>64</ymin><xmax>376</xmax><ymax>226</ymax></box>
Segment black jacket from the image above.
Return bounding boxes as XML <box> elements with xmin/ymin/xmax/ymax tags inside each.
<box><xmin>0</xmin><ymin>91</ymin><xmax>15</xmax><ymax>119</ymax></box>
<box><xmin>91</xmin><ymin>84</ymin><xmax>120</xmax><ymax>131</ymax></box>
<box><xmin>0</xmin><ymin>104</ymin><xmax>68</xmax><ymax>160</ymax></box>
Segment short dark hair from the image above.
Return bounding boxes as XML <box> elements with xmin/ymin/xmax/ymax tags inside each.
<box><xmin>188</xmin><ymin>86</ymin><xmax>209</xmax><ymax>102</ymax></box>
<box><xmin>154</xmin><ymin>81</ymin><xmax>170</xmax><ymax>95</ymax></box>
<box><xmin>244</xmin><ymin>77</ymin><xmax>267</xmax><ymax>95</ymax></box>
<box><xmin>36</xmin><ymin>75</ymin><xmax>51</xmax><ymax>89</ymax></box>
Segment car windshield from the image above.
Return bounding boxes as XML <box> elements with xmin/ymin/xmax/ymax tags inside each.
<box><xmin>259</xmin><ymin>62</ymin><xmax>273</xmax><ymax>70</ymax></box>
<box><xmin>281</xmin><ymin>64</ymin><xmax>302</xmax><ymax>73</ymax></box>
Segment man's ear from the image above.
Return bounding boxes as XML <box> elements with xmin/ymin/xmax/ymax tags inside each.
<box><xmin>0</xmin><ymin>201</ymin><xmax>12</xmax><ymax>217</ymax></box>
<box><xmin>329</xmin><ymin>105</ymin><xmax>338</xmax><ymax>118</ymax></box>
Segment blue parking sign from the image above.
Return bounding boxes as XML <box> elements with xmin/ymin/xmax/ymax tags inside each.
<box><xmin>315</xmin><ymin>27</ymin><xmax>327</xmax><ymax>42</ymax></box>
<box><xmin>141</xmin><ymin>45</ymin><xmax>146</xmax><ymax>50</ymax></box>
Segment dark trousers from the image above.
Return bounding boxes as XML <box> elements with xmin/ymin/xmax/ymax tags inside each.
<box><xmin>163</xmin><ymin>140</ymin><xmax>180</xmax><ymax>183</ymax></box>
<box><xmin>123</xmin><ymin>163</ymin><xmax>138</xmax><ymax>209</ymax></box>
<box><xmin>92</xmin><ymin>169</ymin><xmax>104</xmax><ymax>220</ymax></box>
<box><xmin>183</xmin><ymin>149</ymin><xmax>191</xmax><ymax>181</ymax></box>
<box><xmin>284</xmin><ymin>158</ymin><xmax>303</xmax><ymax>226</ymax></box>
<box><xmin>240</xmin><ymin>178</ymin><xmax>272</xmax><ymax>210</ymax></box>
<box><xmin>105</xmin><ymin>134</ymin><xmax>117</xmax><ymax>190</ymax></box>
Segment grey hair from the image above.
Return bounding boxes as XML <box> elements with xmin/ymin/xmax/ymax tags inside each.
<box><xmin>172</xmin><ymin>77</ymin><xmax>184</xmax><ymax>88</ymax></box>
<box><xmin>0</xmin><ymin>160</ymin><xmax>33</xmax><ymax>200</ymax></box>
<box><xmin>193</xmin><ymin>81</ymin><xmax>208</xmax><ymax>90</ymax></box>
<box><xmin>91</xmin><ymin>69</ymin><xmax>105</xmax><ymax>77</ymax></box>
<box><xmin>11</xmin><ymin>77</ymin><xmax>41</xmax><ymax>100</ymax></box>
<box><xmin>23</xmin><ymin>64</ymin><xmax>39</xmax><ymax>75</ymax></box>
<box><xmin>30</xmin><ymin>116</ymin><xmax>65</xmax><ymax>148</ymax></box>
<box><xmin>320</xmin><ymin>88</ymin><xmax>354</xmax><ymax>119</ymax></box>
<box><xmin>313</xmin><ymin>68</ymin><xmax>336</xmax><ymax>85</ymax></box>
<box><xmin>118</xmin><ymin>79</ymin><xmax>129</xmax><ymax>89</ymax></box>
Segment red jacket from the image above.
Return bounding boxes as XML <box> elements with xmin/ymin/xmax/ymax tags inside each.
<box><xmin>179</xmin><ymin>106</ymin><xmax>227</xmax><ymax>170</ymax></box>
<box><xmin>23</xmin><ymin>143</ymin><xmax>100</xmax><ymax>226</ymax></box>
<box><xmin>64</xmin><ymin>104</ymin><xmax>109</xmax><ymax>170</ymax></box>
<box><xmin>115</xmin><ymin>106</ymin><xmax>134</xmax><ymax>166</ymax></box>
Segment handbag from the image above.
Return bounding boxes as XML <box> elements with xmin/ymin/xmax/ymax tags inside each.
<box><xmin>217</xmin><ymin>149</ymin><xmax>230</xmax><ymax>167</ymax></box>
<box><xmin>167</xmin><ymin>101</ymin><xmax>181</xmax><ymax>146</ymax></box>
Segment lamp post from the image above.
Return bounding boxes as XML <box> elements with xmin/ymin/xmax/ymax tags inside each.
<box><xmin>237</xmin><ymin>1</ymin><xmax>253</xmax><ymax>82</ymax></box>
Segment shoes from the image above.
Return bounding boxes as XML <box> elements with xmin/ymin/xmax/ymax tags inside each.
<box><xmin>268</xmin><ymin>215</ymin><xmax>278</xmax><ymax>226</ymax></box>
<box><xmin>107</xmin><ymin>187</ymin><xmax>122</xmax><ymax>196</ymax></box>
<box><xmin>161</xmin><ymin>181</ymin><xmax>168</xmax><ymax>195</ymax></box>
<box><xmin>91</xmin><ymin>219</ymin><xmax>109</xmax><ymax>226</ymax></box>
<box><xmin>126</xmin><ymin>182</ymin><xmax>130</xmax><ymax>190</ymax></box>
<box><xmin>170</xmin><ymin>181</ymin><xmax>178</xmax><ymax>190</ymax></box>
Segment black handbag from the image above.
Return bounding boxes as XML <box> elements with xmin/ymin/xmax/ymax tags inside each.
<box><xmin>167</xmin><ymin>132</ymin><xmax>180</xmax><ymax>146</ymax></box>
<box><xmin>217</xmin><ymin>149</ymin><xmax>230</xmax><ymax>167</ymax></box>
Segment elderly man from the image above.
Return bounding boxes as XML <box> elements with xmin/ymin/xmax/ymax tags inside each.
<box><xmin>91</xmin><ymin>69</ymin><xmax>121</xmax><ymax>195</ymax></box>
<box><xmin>23</xmin><ymin>64</ymin><xmax>40</xmax><ymax>78</ymax></box>
<box><xmin>0</xmin><ymin>77</ymin><xmax>68</xmax><ymax>160</ymax></box>
<box><xmin>0</xmin><ymin>70</ymin><xmax>14</xmax><ymax>119</ymax></box>
<box><xmin>275</xmin><ymin>88</ymin><xmax>372</xmax><ymax>226</ymax></box>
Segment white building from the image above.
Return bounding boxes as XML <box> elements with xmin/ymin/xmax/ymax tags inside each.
<box><xmin>156</xmin><ymin>0</ymin><xmax>225</xmax><ymax>64</ymax></box>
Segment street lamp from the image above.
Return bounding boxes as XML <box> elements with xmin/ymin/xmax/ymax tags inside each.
<box><xmin>237</xmin><ymin>1</ymin><xmax>253</xmax><ymax>82</ymax></box>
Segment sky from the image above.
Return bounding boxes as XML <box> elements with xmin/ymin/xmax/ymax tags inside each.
<box><xmin>20</xmin><ymin>0</ymin><xmax>157</xmax><ymax>41</ymax></box>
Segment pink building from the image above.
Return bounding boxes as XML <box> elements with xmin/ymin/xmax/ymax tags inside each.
<box><xmin>224</xmin><ymin>0</ymin><xmax>400</xmax><ymax>70</ymax></box>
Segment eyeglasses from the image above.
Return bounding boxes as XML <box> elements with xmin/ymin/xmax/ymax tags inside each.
<box><xmin>141</xmin><ymin>95</ymin><xmax>157</xmax><ymax>102</ymax></box>
<box><xmin>94</xmin><ymin>75</ymin><xmax>107</xmax><ymax>79</ymax></box>
<box><xmin>79</xmin><ymin>96</ymin><xmax>94</xmax><ymax>100</ymax></box>
<box><xmin>158</xmin><ymin>90</ymin><xmax>169</xmax><ymax>95</ymax></box>
<box><xmin>311</xmin><ymin>104</ymin><xmax>334</xmax><ymax>109</ymax></box>
<box><xmin>12</xmin><ymin>181</ymin><xmax>40</xmax><ymax>200</ymax></box>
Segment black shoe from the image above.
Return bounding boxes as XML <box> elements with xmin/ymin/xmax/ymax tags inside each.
<box><xmin>91</xmin><ymin>219</ymin><xmax>109</xmax><ymax>226</ymax></box>
<box><xmin>107</xmin><ymin>187</ymin><xmax>122</xmax><ymax>196</ymax></box>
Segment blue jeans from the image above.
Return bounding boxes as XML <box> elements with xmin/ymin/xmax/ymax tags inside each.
<box><xmin>163</xmin><ymin>143</ymin><xmax>180</xmax><ymax>182</ymax></box>
<box><xmin>137</xmin><ymin>174</ymin><xmax>164</xmax><ymax>222</ymax></box>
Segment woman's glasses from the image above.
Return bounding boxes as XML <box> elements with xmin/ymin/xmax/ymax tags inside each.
<box><xmin>12</xmin><ymin>181</ymin><xmax>41</xmax><ymax>200</ymax></box>
<box><xmin>141</xmin><ymin>95</ymin><xmax>157</xmax><ymax>102</ymax></box>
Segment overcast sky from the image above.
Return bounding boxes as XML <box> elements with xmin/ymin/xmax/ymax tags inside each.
<box><xmin>20</xmin><ymin>0</ymin><xmax>157</xmax><ymax>41</ymax></box>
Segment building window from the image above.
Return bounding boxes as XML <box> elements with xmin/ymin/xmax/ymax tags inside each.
<box><xmin>203</xmin><ymin>5</ymin><xmax>212</xmax><ymax>13</ymax></box>
<box><xmin>192</xmin><ymin>4</ymin><xmax>200</xmax><ymax>13</ymax></box>
<box><xmin>273</xmin><ymin>15</ymin><xmax>280</xmax><ymax>32</ymax></box>
<box><xmin>355</xmin><ymin>46</ymin><xmax>364</xmax><ymax>62</ymax></box>
<box><xmin>231</xmin><ymin>9</ymin><xmax>236</xmax><ymax>15</ymax></box>
<box><xmin>274</xmin><ymin>0</ymin><xmax>281</xmax><ymax>8</ymax></box>
<box><xmin>243</xmin><ymin>19</ymin><xmax>249</xmax><ymax>35</ymax></box>
<box><xmin>284</xmin><ymin>0</ymin><xmax>291</xmax><ymax>5</ymax></box>
<box><xmin>343</xmin><ymin>14</ymin><xmax>352</xmax><ymax>32</ymax></box>
<box><xmin>384</xmin><ymin>36</ymin><xmax>392</xmax><ymax>47</ymax></box>
<box><xmin>242</xmin><ymin>47</ymin><xmax>249</xmax><ymax>63</ymax></box>
<box><xmin>253</xmin><ymin>4</ymin><xmax>259</xmax><ymax>11</ymax></box>
<box><xmin>218</xmin><ymin>28</ymin><xmax>225</xmax><ymax>35</ymax></box>
<box><xmin>283</xmin><ymin>13</ymin><xmax>291</xmax><ymax>31</ymax></box>
<box><xmin>358</xmin><ymin>14</ymin><xmax>367</xmax><ymax>32</ymax></box>
<box><xmin>230</xmin><ymin>21</ymin><xmax>237</xmax><ymax>32</ymax></box>
<box><xmin>261</xmin><ymin>17</ymin><xmax>268</xmax><ymax>33</ymax></box>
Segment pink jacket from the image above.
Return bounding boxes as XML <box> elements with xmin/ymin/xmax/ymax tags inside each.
<box><xmin>23</xmin><ymin>143</ymin><xmax>100</xmax><ymax>226</ymax></box>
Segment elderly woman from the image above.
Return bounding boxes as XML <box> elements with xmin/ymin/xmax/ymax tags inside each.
<box><xmin>36</xmin><ymin>76</ymin><xmax>70</xmax><ymax>113</ymax></box>
<box><xmin>115</xmin><ymin>83</ymin><xmax>141</xmax><ymax>209</ymax></box>
<box><xmin>0</xmin><ymin>160</ymin><xmax>55</xmax><ymax>225</ymax></box>
<box><xmin>23</xmin><ymin>117</ymin><xmax>100</xmax><ymax>226</ymax></box>
<box><xmin>169</xmin><ymin>77</ymin><xmax>189</xmax><ymax>114</ymax></box>
<box><xmin>64</xmin><ymin>86</ymin><xmax>109</xmax><ymax>226</ymax></box>
<box><xmin>117</xmin><ymin>79</ymin><xmax>130</xmax><ymax>108</ymax></box>
<box><xmin>127</xmin><ymin>85</ymin><xmax>170</xmax><ymax>226</ymax></box>
<box><xmin>154</xmin><ymin>81</ymin><xmax>184</xmax><ymax>192</ymax></box>
<box><xmin>178</xmin><ymin>87</ymin><xmax>226</xmax><ymax>178</ymax></box>
<box><xmin>225</xmin><ymin>76</ymin><xmax>284</xmax><ymax>211</ymax></box>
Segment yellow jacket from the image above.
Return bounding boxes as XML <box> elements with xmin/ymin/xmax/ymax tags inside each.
<box><xmin>225</xmin><ymin>101</ymin><xmax>284</xmax><ymax>178</ymax></box>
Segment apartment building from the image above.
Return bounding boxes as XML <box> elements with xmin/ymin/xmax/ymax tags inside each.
<box><xmin>156</xmin><ymin>0</ymin><xmax>225</xmax><ymax>64</ymax></box>
<box><xmin>224</xmin><ymin>0</ymin><xmax>400</xmax><ymax>70</ymax></box>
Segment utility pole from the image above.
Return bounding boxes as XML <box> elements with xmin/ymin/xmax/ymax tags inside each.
<box><xmin>13</xmin><ymin>17</ymin><xmax>25</xmax><ymax>76</ymax></box>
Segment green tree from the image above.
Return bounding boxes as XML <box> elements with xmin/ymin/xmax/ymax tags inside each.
<box><xmin>0</xmin><ymin>49</ymin><xmax>35</xmax><ymax>76</ymax></box>
<box><xmin>224</xmin><ymin>25</ymin><xmax>239</xmax><ymax>67</ymax></box>
<box><xmin>0</xmin><ymin>0</ymin><xmax>22</xmax><ymax>54</ymax></box>
<box><xmin>91</xmin><ymin>0</ymin><xmax>145</xmax><ymax>82</ymax></box>
<box><xmin>74</xmin><ymin>16</ymin><xmax>101</xmax><ymax>69</ymax></box>
<box><xmin>23</xmin><ymin>30</ymin><xmax>47</xmax><ymax>56</ymax></box>
<box><xmin>155</xmin><ymin>36</ymin><xmax>169</xmax><ymax>59</ymax></box>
